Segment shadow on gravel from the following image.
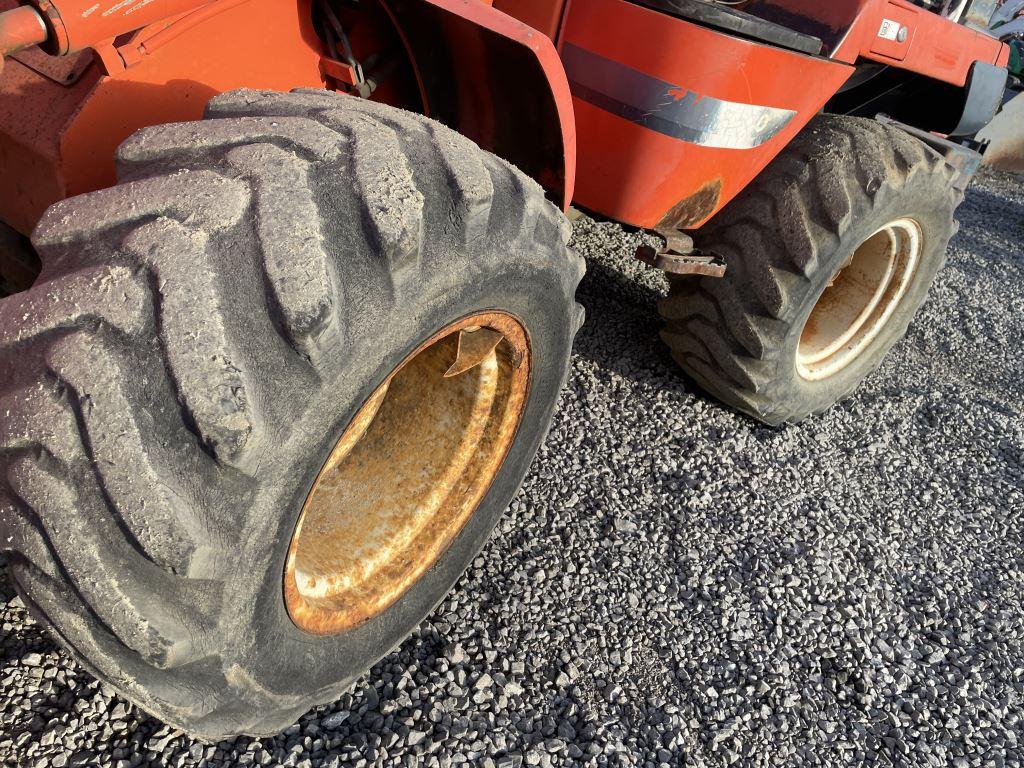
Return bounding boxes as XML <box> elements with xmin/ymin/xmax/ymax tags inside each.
<box><xmin>954</xmin><ymin>174</ymin><xmax>1024</xmax><ymax>258</ymax></box>
<box><xmin>957</xmin><ymin>186</ymin><xmax>1024</xmax><ymax>242</ymax></box>
<box><xmin>577</xmin><ymin>258</ymin><xmax>663</xmax><ymax>314</ymax></box>
<box><xmin>572</xmin><ymin>257</ymin><xmax>698</xmax><ymax>400</ymax></box>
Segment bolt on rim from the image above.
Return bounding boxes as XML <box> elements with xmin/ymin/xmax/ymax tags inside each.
<box><xmin>797</xmin><ymin>218</ymin><xmax>923</xmax><ymax>381</ymax></box>
<box><xmin>284</xmin><ymin>312</ymin><xmax>530</xmax><ymax>636</ymax></box>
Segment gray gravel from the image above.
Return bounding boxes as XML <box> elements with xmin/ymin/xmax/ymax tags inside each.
<box><xmin>3</xmin><ymin>168</ymin><xmax>1023</xmax><ymax>767</ymax></box>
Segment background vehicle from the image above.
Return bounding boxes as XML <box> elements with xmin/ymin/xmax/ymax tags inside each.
<box><xmin>0</xmin><ymin>0</ymin><xmax>1015</xmax><ymax>739</ymax></box>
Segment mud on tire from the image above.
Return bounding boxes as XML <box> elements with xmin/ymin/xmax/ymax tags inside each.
<box><xmin>0</xmin><ymin>89</ymin><xmax>584</xmax><ymax>739</ymax></box>
<box><xmin>659</xmin><ymin>114</ymin><xmax>961</xmax><ymax>425</ymax></box>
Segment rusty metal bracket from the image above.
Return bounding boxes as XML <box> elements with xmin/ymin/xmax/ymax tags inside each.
<box><xmin>635</xmin><ymin>226</ymin><xmax>726</xmax><ymax>278</ymax></box>
<box><xmin>9</xmin><ymin>47</ymin><xmax>93</xmax><ymax>85</ymax></box>
<box><xmin>444</xmin><ymin>327</ymin><xmax>505</xmax><ymax>377</ymax></box>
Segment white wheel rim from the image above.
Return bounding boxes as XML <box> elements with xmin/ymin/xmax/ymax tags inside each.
<box><xmin>797</xmin><ymin>218</ymin><xmax>923</xmax><ymax>382</ymax></box>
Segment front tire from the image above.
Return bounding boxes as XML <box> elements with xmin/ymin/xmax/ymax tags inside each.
<box><xmin>660</xmin><ymin>115</ymin><xmax>960</xmax><ymax>425</ymax></box>
<box><xmin>0</xmin><ymin>89</ymin><xmax>584</xmax><ymax>739</ymax></box>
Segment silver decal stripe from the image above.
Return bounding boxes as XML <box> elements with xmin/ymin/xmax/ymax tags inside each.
<box><xmin>562</xmin><ymin>43</ymin><xmax>797</xmax><ymax>150</ymax></box>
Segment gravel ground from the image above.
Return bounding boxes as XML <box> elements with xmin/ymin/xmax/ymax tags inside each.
<box><xmin>2</xmin><ymin>169</ymin><xmax>1023</xmax><ymax>768</ymax></box>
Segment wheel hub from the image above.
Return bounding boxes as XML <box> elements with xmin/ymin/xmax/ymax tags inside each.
<box><xmin>284</xmin><ymin>312</ymin><xmax>530</xmax><ymax>635</ymax></box>
<box><xmin>797</xmin><ymin>218</ymin><xmax>923</xmax><ymax>381</ymax></box>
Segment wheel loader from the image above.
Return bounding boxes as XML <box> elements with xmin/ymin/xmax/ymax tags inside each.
<box><xmin>0</xmin><ymin>0</ymin><xmax>1017</xmax><ymax>740</ymax></box>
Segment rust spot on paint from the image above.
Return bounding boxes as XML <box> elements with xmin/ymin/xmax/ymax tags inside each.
<box><xmin>658</xmin><ymin>178</ymin><xmax>723</xmax><ymax>231</ymax></box>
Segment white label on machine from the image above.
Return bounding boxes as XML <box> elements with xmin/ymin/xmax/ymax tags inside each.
<box><xmin>878</xmin><ymin>19</ymin><xmax>901</xmax><ymax>40</ymax></box>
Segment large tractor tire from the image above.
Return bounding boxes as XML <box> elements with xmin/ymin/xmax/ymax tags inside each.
<box><xmin>0</xmin><ymin>221</ymin><xmax>38</xmax><ymax>297</ymax></box>
<box><xmin>660</xmin><ymin>115</ymin><xmax>960</xmax><ymax>425</ymax></box>
<box><xmin>0</xmin><ymin>89</ymin><xmax>584</xmax><ymax>739</ymax></box>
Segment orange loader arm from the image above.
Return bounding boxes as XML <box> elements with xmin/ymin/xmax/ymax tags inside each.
<box><xmin>6</xmin><ymin>0</ymin><xmax>215</xmax><ymax>57</ymax></box>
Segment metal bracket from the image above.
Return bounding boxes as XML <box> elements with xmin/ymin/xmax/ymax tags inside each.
<box><xmin>9</xmin><ymin>47</ymin><xmax>93</xmax><ymax>85</ymax></box>
<box><xmin>635</xmin><ymin>226</ymin><xmax>726</xmax><ymax>277</ymax></box>
<box><xmin>444</xmin><ymin>327</ymin><xmax>505</xmax><ymax>377</ymax></box>
<box><xmin>318</xmin><ymin>0</ymin><xmax>369</xmax><ymax>96</ymax></box>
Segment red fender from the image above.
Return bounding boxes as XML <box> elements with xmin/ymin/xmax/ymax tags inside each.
<box><xmin>384</xmin><ymin>0</ymin><xmax>576</xmax><ymax>210</ymax></box>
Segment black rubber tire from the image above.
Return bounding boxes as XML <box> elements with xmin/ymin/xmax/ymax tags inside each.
<box><xmin>0</xmin><ymin>220</ymin><xmax>39</xmax><ymax>297</ymax></box>
<box><xmin>659</xmin><ymin>115</ymin><xmax>960</xmax><ymax>425</ymax></box>
<box><xmin>0</xmin><ymin>89</ymin><xmax>584</xmax><ymax>739</ymax></box>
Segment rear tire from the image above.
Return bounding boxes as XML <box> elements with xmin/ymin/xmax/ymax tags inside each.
<box><xmin>659</xmin><ymin>115</ymin><xmax>960</xmax><ymax>425</ymax></box>
<box><xmin>0</xmin><ymin>220</ymin><xmax>38</xmax><ymax>297</ymax></box>
<box><xmin>0</xmin><ymin>89</ymin><xmax>583</xmax><ymax>739</ymax></box>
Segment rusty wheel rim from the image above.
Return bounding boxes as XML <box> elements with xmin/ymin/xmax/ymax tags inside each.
<box><xmin>797</xmin><ymin>218</ymin><xmax>922</xmax><ymax>382</ymax></box>
<box><xmin>284</xmin><ymin>312</ymin><xmax>530</xmax><ymax>636</ymax></box>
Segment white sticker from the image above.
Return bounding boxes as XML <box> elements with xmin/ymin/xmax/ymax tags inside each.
<box><xmin>878</xmin><ymin>18</ymin><xmax>901</xmax><ymax>41</ymax></box>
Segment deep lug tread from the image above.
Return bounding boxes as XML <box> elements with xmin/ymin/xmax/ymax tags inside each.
<box><xmin>45</xmin><ymin>332</ymin><xmax>212</xmax><ymax>576</ymax></box>
<box><xmin>0</xmin><ymin>490</ymin><xmax>62</xmax><ymax>581</ymax></box>
<box><xmin>226</xmin><ymin>144</ymin><xmax>335</xmax><ymax>349</ymax></box>
<box><xmin>426</xmin><ymin>122</ymin><xmax>495</xmax><ymax>246</ymax></box>
<box><xmin>32</xmin><ymin>171</ymin><xmax>248</xmax><ymax>256</ymax></box>
<box><xmin>5</xmin><ymin>451</ymin><xmax>214</xmax><ymax>669</ymax></box>
<box><xmin>116</xmin><ymin>117</ymin><xmax>347</xmax><ymax>179</ymax></box>
<box><xmin>123</xmin><ymin>218</ymin><xmax>257</xmax><ymax>466</ymax></box>
<box><xmin>320</xmin><ymin>110</ymin><xmax>425</xmax><ymax>277</ymax></box>
<box><xmin>714</xmin><ymin>222</ymin><xmax>787</xmax><ymax>318</ymax></box>
<box><xmin>0</xmin><ymin>266</ymin><xmax>148</xmax><ymax>352</ymax></box>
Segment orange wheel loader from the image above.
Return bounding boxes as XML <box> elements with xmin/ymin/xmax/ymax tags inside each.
<box><xmin>0</xmin><ymin>0</ymin><xmax>1015</xmax><ymax>739</ymax></box>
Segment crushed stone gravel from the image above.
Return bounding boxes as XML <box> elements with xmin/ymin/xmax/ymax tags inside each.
<box><xmin>2</xmin><ymin>168</ymin><xmax>1022</xmax><ymax>767</ymax></box>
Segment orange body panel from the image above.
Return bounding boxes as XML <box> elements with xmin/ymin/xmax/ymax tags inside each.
<box><xmin>492</xmin><ymin>0</ymin><xmax>567</xmax><ymax>39</ymax></box>
<box><xmin>0</xmin><ymin>0</ymin><xmax>577</xmax><ymax>233</ymax></box>
<box><xmin>560</xmin><ymin>0</ymin><xmax>854</xmax><ymax>229</ymax></box>
<box><xmin>61</xmin><ymin>1</ymin><xmax>324</xmax><ymax>198</ymax></box>
<box><xmin>0</xmin><ymin>0</ymin><xmax>1012</xmax><ymax>237</ymax></box>
<box><xmin>0</xmin><ymin>0</ymin><xmax>323</xmax><ymax>233</ymax></box>
<box><xmin>832</xmin><ymin>0</ymin><xmax>1009</xmax><ymax>82</ymax></box>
